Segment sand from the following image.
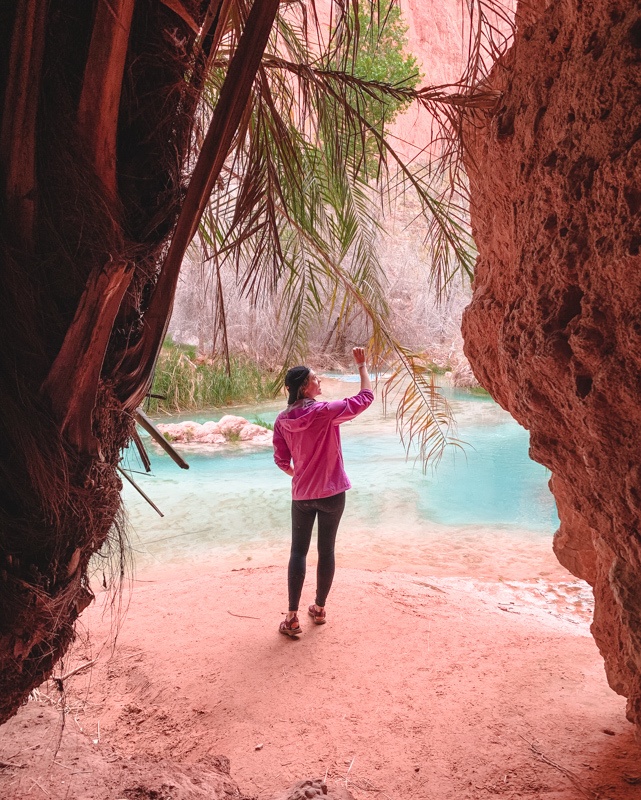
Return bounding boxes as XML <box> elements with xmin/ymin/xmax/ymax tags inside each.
<box><xmin>1</xmin><ymin>551</ymin><xmax>640</xmax><ymax>800</ymax></box>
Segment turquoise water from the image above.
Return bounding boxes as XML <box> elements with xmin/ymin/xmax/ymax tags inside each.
<box><xmin>417</xmin><ymin>391</ymin><xmax>558</xmax><ymax>531</ymax></box>
<box><xmin>121</xmin><ymin>381</ymin><xmax>559</xmax><ymax>577</ymax></box>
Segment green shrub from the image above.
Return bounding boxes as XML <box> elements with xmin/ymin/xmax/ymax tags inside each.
<box><xmin>464</xmin><ymin>386</ymin><xmax>491</xmax><ymax>397</ymax></box>
<box><xmin>425</xmin><ymin>362</ymin><xmax>450</xmax><ymax>376</ymax></box>
<box><xmin>251</xmin><ymin>416</ymin><xmax>274</xmax><ymax>431</ymax></box>
<box><xmin>145</xmin><ymin>345</ymin><xmax>277</xmax><ymax>413</ymax></box>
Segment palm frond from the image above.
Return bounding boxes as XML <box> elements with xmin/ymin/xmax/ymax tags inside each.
<box><xmin>380</xmin><ymin>345</ymin><xmax>464</xmax><ymax>470</ymax></box>
<box><xmin>190</xmin><ymin>0</ymin><xmax>513</xmax><ymax>465</ymax></box>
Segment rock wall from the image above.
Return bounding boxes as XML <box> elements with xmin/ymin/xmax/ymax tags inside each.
<box><xmin>461</xmin><ymin>0</ymin><xmax>641</xmax><ymax>726</ymax></box>
<box><xmin>391</xmin><ymin>0</ymin><xmax>467</xmax><ymax>156</ymax></box>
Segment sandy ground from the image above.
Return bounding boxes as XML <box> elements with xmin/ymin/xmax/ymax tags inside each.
<box><xmin>1</xmin><ymin>556</ymin><xmax>641</xmax><ymax>800</ymax></box>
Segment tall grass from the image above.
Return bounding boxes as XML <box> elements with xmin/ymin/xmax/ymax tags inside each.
<box><xmin>145</xmin><ymin>342</ymin><xmax>277</xmax><ymax>414</ymax></box>
<box><xmin>252</xmin><ymin>415</ymin><xmax>274</xmax><ymax>431</ymax></box>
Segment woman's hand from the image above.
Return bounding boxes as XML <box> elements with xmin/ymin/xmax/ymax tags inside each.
<box><xmin>352</xmin><ymin>346</ymin><xmax>366</xmax><ymax>366</ymax></box>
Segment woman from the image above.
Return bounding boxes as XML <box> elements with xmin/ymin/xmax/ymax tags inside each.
<box><xmin>273</xmin><ymin>347</ymin><xmax>373</xmax><ymax>636</ymax></box>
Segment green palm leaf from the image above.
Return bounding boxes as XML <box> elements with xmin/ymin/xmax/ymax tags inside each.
<box><xmin>192</xmin><ymin>0</ymin><xmax>512</xmax><ymax>464</ymax></box>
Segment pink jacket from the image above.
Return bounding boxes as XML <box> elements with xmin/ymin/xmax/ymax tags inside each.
<box><xmin>273</xmin><ymin>389</ymin><xmax>374</xmax><ymax>500</ymax></box>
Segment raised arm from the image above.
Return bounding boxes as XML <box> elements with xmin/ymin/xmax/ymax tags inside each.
<box><xmin>326</xmin><ymin>347</ymin><xmax>374</xmax><ymax>424</ymax></box>
<box><xmin>352</xmin><ymin>347</ymin><xmax>371</xmax><ymax>392</ymax></box>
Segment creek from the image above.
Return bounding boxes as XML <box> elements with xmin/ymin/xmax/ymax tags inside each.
<box><xmin>119</xmin><ymin>378</ymin><xmax>561</xmax><ymax>581</ymax></box>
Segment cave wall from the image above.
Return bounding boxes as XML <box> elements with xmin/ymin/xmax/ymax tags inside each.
<box><xmin>461</xmin><ymin>0</ymin><xmax>641</xmax><ymax>725</ymax></box>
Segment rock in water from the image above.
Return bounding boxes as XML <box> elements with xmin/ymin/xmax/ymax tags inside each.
<box><xmin>156</xmin><ymin>417</ymin><xmax>273</xmax><ymax>446</ymax></box>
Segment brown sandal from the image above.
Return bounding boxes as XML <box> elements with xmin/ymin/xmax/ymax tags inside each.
<box><xmin>308</xmin><ymin>604</ymin><xmax>326</xmax><ymax>625</ymax></box>
<box><xmin>279</xmin><ymin>614</ymin><xmax>302</xmax><ymax>637</ymax></box>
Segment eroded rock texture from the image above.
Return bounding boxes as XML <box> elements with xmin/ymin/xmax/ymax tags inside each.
<box><xmin>461</xmin><ymin>0</ymin><xmax>641</xmax><ymax>725</ymax></box>
<box><xmin>269</xmin><ymin>778</ymin><xmax>355</xmax><ymax>800</ymax></box>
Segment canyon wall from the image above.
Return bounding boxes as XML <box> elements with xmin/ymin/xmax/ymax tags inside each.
<box><xmin>391</xmin><ymin>0</ymin><xmax>466</xmax><ymax>154</ymax></box>
<box><xmin>393</xmin><ymin>0</ymin><xmax>515</xmax><ymax>155</ymax></box>
<box><xmin>460</xmin><ymin>0</ymin><xmax>641</xmax><ymax>727</ymax></box>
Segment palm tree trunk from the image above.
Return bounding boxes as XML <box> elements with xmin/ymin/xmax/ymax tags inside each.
<box><xmin>0</xmin><ymin>0</ymin><xmax>278</xmax><ymax>725</ymax></box>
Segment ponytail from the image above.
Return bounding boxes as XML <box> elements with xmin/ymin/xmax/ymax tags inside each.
<box><xmin>284</xmin><ymin>366</ymin><xmax>311</xmax><ymax>405</ymax></box>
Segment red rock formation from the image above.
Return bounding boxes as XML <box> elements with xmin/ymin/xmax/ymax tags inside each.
<box><xmin>391</xmin><ymin>0</ymin><xmax>466</xmax><ymax>155</ymax></box>
<box><xmin>402</xmin><ymin>0</ymin><xmax>465</xmax><ymax>82</ymax></box>
<box><xmin>392</xmin><ymin>0</ymin><xmax>516</xmax><ymax>154</ymax></box>
<box><xmin>461</xmin><ymin>0</ymin><xmax>641</xmax><ymax>727</ymax></box>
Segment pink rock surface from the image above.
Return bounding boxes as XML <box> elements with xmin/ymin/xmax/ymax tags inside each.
<box><xmin>4</xmin><ymin>564</ymin><xmax>633</xmax><ymax>800</ymax></box>
<box><xmin>218</xmin><ymin>415</ymin><xmax>249</xmax><ymax>434</ymax></box>
<box><xmin>156</xmin><ymin>417</ymin><xmax>273</xmax><ymax>446</ymax></box>
<box><xmin>390</xmin><ymin>0</ymin><xmax>516</xmax><ymax>157</ymax></box>
<box><xmin>461</xmin><ymin>0</ymin><xmax>641</xmax><ymax>729</ymax></box>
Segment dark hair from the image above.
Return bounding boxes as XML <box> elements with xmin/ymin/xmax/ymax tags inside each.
<box><xmin>285</xmin><ymin>366</ymin><xmax>311</xmax><ymax>405</ymax></box>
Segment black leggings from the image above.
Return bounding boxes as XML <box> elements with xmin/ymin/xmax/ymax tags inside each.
<box><xmin>288</xmin><ymin>492</ymin><xmax>346</xmax><ymax>612</ymax></box>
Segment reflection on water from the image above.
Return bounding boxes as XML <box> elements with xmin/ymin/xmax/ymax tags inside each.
<box><xmin>120</xmin><ymin>381</ymin><xmax>561</xmax><ymax>580</ymax></box>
